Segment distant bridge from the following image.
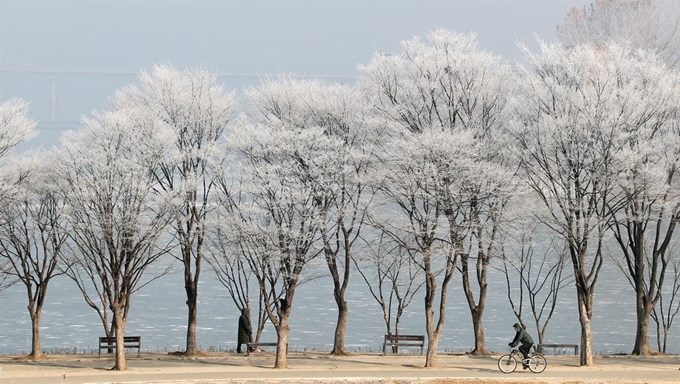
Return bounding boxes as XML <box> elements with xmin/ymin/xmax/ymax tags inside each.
<box><xmin>0</xmin><ymin>52</ymin><xmax>356</xmax><ymax>130</ymax></box>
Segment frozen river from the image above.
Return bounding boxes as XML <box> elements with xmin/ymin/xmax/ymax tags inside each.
<box><xmin>1</xmin><ymin>260</ymin><xmax>678</xmax><ymax>356</ymax></box>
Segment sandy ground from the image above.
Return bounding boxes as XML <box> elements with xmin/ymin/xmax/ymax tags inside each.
<box><xmin>0</xmin><ymin>351</ymin><xmax>678</xmax><ymax>384</ymax></box>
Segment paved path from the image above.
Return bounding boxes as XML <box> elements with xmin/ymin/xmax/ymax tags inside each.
<box><xmin>1</xmin><ymin>352</ymin><xmax>678</xmax><ymax>383</ymax></box>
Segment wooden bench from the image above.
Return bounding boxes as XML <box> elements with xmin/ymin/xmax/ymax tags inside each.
<box><xmin>245</xmin><ymin>342</ymin><xmax>287</xmax><ymax>356</ymax></box>
<box><xmin>382</xmin><ymin>334</ymin><xmax>425</xmax><ymax>355</ymax></box>
<box><xmin>98</xmin><ymin>336</ymin><xmax>141</xmax><ymax>358</ymax></box>
<box><xmin>539</xmin><ymin>343</ymin><xmax>578</xmax><ymax>355</ymax></box>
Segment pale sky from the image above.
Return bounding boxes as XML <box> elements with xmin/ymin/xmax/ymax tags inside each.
<box><xmin>0</xmin><ymin>0</ymin><xmax>591</xmax><ymax>147</ymax></box>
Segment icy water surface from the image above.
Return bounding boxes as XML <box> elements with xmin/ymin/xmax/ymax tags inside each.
<box><xmin>1</xmin><ymin>260</ymin><xmax>678</xmax><ymax>355</ymax></box>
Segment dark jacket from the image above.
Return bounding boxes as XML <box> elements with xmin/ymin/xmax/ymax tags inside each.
<box><xmin>237</xmin><ymin>308</ymin><xmax>252</xmax><ymax>344</ymax></box>
<box><xmin>510</xmin><ymin>327</ymin><xmax>534</xmax><ymax>347</ymax></box>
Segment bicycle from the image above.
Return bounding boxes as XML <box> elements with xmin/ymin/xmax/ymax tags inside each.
<box><xmin>497</xmin><ymin>346</ymin><xmax>547</xmax><ymax>374</ymax></box>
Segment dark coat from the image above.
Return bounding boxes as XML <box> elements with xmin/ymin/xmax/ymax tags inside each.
<box><xmin>510</xmin><ymin>327</ymin><xmax>534</xmax><ymax>347</ymax></box>
<box><xmin>237</xmin><ymin>308</ymin><xmax>252</xmax><ymax>344</ymax></box>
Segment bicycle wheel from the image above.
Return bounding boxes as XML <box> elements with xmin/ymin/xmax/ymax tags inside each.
<box><xmin>528</xmin><ymin>354</ymin><xmax>547</xmax><ymax>373</ymax></box>
<box><xmin>498</xmin><ymin>354</ymin><xmax>517</xmax><ymax>373</ymax></box>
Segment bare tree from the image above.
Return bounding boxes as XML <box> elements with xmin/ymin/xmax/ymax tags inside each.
<box><xmin>0</xmin><ymin>259</ymin><xmax>15</xmax><ymax>292</ymax></box>
<box><xmin>55</xmin><ymin>107</ymin><xmax>175</xmax><ymax>370</ymax></box>
<box><xmin>500</xmin><ymin>222</ymin><xmax>571</xmax><ymax>347</ymax></box>
<box><xmin>0</xmin><ymin>155</ymin><xmax>67</xmax><ymax>359</ymax></box>
<box><xmin>558</xmin><ymin>0</ymin><xmax>680</xmax><ymax>68</ymax></box>
<box><xmin>117</xmin><ymin>64</ymin><xmax>238</xmax><ymax>355</ymax></box>
<box><xmin>651</xmin><ymin>245</ymin><xmax>680</xmax><ymax>353</ymax></box>
<box><xmin>205</xmin><ymin>220</ymin><xmax>269</xmax><ymax>345</ymax></box>
<box><xmin>353</xmin><ymin>231</ymin><xmax>424</xmax><ymax>350</ymax></box>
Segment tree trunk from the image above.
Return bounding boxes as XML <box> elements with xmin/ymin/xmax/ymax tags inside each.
<box><xmin>629</xmin><ymin>224</ymin><xmax>654</xmax><ymax>355</ymax></box>
<box><xmin>184</xmin><ymin>285</ymin><xmax>198</xmax><ymax>355</ymax></box>
<box><xmin>424</xmin><ymin>326</ymin><xmax>440</xmax><ymax>368</ymax></box>
<box><xmin>632</xmin><ymin>299</ymin><xmax>653</xmax><ymax>355</ymax></box>
<box><xmin>461</xmin><ymin>252</ymin><xmax>489</xmax><ymax>355</ymax></box>
<box><xmin>423</xmin><ymin>301</ymin><xmax>438</xmax><ymax>368</ymax></box>
<box><xmin>421</xmin><ymin>248</ymin><xmax>454</xmax><ymax>368</ymax></box>
<box><xmin>577</xmin><ymin>296</ymin><xmax>593</xmax><ymax>366</ymax></box>
<box><xmin>113</xmin><ymin>310</ymin><xmax>127</xmax><ymax>371</ymax></box>
<box><xmin>181</xmin><ymin>216</ymin><xmax>203</xmax><ymax>357</ymax></box>
<box><xmin>274</xmin><ymin>319</ymin><xmax>290</xmax><ymax>369</ymax></box>
<box><xmin>470</xmin><ymin>307</ymin><xmax>488</xmax><ymax>355</ymax></box>
<box><xmin>331</xmin><ymin>297</ymin><xmax>349</xmax><ymax>355</ymax></box>
<box><xmin>422</xmin><ymin>265</ymin><xmax>441</xmax><ymax>368</ymax></box>
<box><xmin>29</xmin><ymin>309</ymin><xmax>43</xmax><ymax>359</ymax></box>
<box><xmin>325</xmin><ymin>227</ymin><xmax>352</xmax><ymax>356</ymax></box>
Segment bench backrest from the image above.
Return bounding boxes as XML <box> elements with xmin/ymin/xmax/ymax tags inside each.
<box><xmin>99</xmin><ymin>336</ymin><xmax>141</xmax><ymax>344</ymax></box>
<box><xmin>384</xmin><ymin>334</ymin><xmax>424</xmax><ymax>342</ymax></box>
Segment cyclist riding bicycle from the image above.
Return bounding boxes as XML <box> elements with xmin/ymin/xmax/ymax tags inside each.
<box><xmin>508</xmin><ymin>322</ymin><xmax>534</xmax><ymax>369</ymax></box>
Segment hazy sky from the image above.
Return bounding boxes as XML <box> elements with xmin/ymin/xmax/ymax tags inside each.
<box><xmin>0</xmin><ymin>0</ymin><xmax>591</xmax><ymax>146</ymax></box>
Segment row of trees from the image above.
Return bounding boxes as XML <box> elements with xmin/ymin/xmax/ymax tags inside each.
<box><xmin>1</xmin><ymin>0</ymin><xmax>679</xmax><ymax>371</ymax></box>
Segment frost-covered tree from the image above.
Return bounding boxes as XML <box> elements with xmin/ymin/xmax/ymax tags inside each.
<box><xmin>606</xmin><ymin>57</ymin><xmax>679</xmax><ymax>356</ymax></box>
<box><xmin>0</xmin><ymin>154</ymin><xmax>67</xmax><ymax>359</ymax></box>
<box><xmin>360</xmin><ymin>29</ymin><xmax>513</xmax><ymax>364</ymax></box>
<box><xmin>116</xmin><ymin>65</ymin><xmax>238</xmax><ymax>355</ymax></box>
<box><xmin>558</xmin><ymin>0</ymin><xmax>680</xmax><ymax>68</ymax></box>
<box><xmin>55</xmin><ymin>106</ymin><xmax>175</xmax><ymax>370</ymax></box>
<box><xmin>0</xmin><ymin>98</ymin><xmax>37</xmax><ymax>158</ymax></box>
<box><xmin>0</xmin><ymin>98</ymin><xmax>37</xmax><ymax>292</ymax></box>
<box><xmin>362</xmin><ymin>129</ymin><xmax>450</xmax><ymax>366</ymax></box>
<box><xmin>507</xmin><ymin>41</ymin><xmax>673</xmax><ymax>365</ymax></box>
<box><xmin>0</xmin><ymin>98</ymin><xmax>37</xmax><ymax>206</ymax></box>
<box><xmin>559</xmin><ymin>0</ymin><xmax>680</xmax><ymax>357</ymax></box>
<box><xmin>237</xmin><ymin>76</ymin><xmax>375</xmax><ymax>355</ymax></box>
<box><xmin>225</xmin><ymin>105</ymin><xmax>327</xmax><ymax>368</ymax></box>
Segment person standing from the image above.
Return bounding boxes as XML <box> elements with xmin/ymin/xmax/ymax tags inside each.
<box><xmin>509</xmin><ymin>322</ymin><xmax>534</xmax><ymax>369</ymax></box>
<box><xmin>237</xmin><ymin>307</ymin><xmax>253</xmax><ymax>353</ymax></box>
